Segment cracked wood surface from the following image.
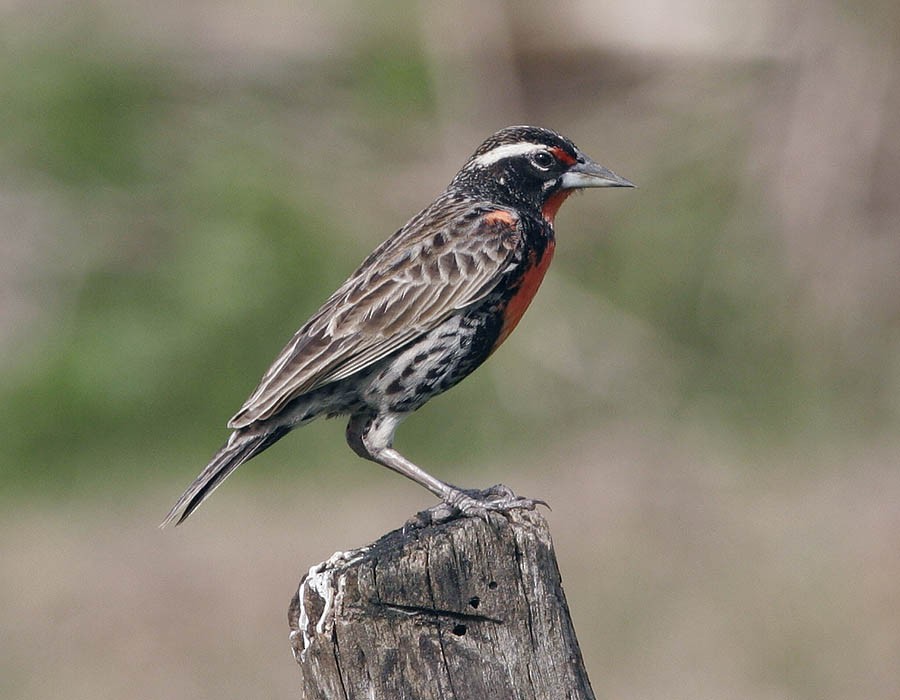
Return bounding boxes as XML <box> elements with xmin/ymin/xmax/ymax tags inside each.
<box><xmin>288</xmin><ymin>506</ymin><xmax>595</xmax><ymax>699</ymax></box>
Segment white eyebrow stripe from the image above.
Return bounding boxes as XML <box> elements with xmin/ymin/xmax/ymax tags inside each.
<box><xmin>469</xmin><ymin>141</ymin><xmax>548</xmax><ymax>168</ymax></box>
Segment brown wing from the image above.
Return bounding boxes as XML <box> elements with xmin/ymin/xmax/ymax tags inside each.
<box><xmin>227</xmin><ymin>201</ymin><xmax>522</xmax><ymax>429</ymax></box>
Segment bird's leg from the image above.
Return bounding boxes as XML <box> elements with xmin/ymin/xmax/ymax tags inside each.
<box><xmin>346</xmin><ymin>412</ymin><xmax>473</xmax><ymax>506</ymax></box>
<box><xmin>346</xmin><ymin>413</ymin><xmax>543</xmax><ymax>518</ymax></box>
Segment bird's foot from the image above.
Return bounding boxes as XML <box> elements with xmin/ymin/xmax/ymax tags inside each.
<box><xmin>452</xmin><ymin>483</ymin><xmax>549</xmax><ymax>519</ymax></box>
<box><xmin>406</xmin><ymin>484</ymin><xmax>549</xmax><ymax>529</ymax></box>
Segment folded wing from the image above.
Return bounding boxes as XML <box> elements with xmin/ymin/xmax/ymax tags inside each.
<box><xmin>228</xmin><ymin>203</ymin><xmax>522</xmax><ymax>429</ymax></box>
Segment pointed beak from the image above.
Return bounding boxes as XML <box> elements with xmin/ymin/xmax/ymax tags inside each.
<box><xmin>559</xmin><ymin>157</ymin><xmax>636</xmax><ymax>190</ymax></box>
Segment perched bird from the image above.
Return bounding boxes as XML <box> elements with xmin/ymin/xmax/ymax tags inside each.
<box><xmin>162</xmin><ymin>125</ymin><xmax>633</xmax><ymax>526</ymax></box>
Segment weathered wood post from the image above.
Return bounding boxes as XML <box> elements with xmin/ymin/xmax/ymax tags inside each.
<box><xmin>288</xmin><ymin>499</ymin><xmax>596</xmax><ymax>699</ymax></box>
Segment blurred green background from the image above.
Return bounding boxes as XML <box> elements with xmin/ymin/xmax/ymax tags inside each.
<box><xmin>3</xmin><ymin>2</ymin><xmax>899</xmax><ymax>699</ymax></box>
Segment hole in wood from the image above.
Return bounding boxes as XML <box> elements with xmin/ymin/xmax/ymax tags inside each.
<box><xmin>468</xmin><ymin>596</ymin><xmax>480</xmax><ymax>609</ymax></box>
<box><xmin>488</xmin><ymin>581</ymin><xmax>498</xmax><ymax>590</ymax></box>
<box><xmin>452</xmin><ymin>624</ymin><xmax>467</xmax><ymax>636</ymax></box>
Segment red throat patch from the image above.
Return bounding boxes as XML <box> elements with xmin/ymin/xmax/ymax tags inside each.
<box><xmin>541</xmin><ymin>189</ymin><xmax>574</xmax><ymax>225</ymax></box>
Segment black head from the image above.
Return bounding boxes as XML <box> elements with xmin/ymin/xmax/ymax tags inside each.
<box><xmin>450</xmin><ymin>125</ymin><xmax>634</xmax><ymax>217</ymax></box>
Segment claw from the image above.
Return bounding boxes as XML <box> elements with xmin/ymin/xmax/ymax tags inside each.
<box><xmin>404</xmin><ymin>484</ymin><xmax>549</xmax><ymax>529</ymax></box>
<box><xmin>450</xmin><ymin>484</ymin><xmax>549</xmax><ymax>519</ymax></box>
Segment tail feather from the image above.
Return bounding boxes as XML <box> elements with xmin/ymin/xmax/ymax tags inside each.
<box><xmin>161</xmin><ymin>426</ymin><xmax>290</xmax><ymax>527</ymax></box>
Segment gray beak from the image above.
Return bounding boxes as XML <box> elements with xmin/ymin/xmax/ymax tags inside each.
<box><xmin>559</xmin><ymin>157</ymin><xmax>636</xmax><ymax>190</ymax></box>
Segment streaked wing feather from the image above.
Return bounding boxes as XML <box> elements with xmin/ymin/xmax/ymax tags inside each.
<box><xmin>321</xmin><ymin>328</ymin><xmax>420</xmax><ymax>384</ymax></box>
<box><xmin>228</xmin><ymin>202</ymin><xmax>521</xmax><ymax>428</ymax></box>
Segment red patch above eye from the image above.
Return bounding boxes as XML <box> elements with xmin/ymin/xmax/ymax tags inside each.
<box><xmin>549</xmin><ymin>146</ymin><xmax>577</xmax><ymax>166</ymax></box>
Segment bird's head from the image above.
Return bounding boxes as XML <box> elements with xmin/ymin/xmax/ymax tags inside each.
<box><xmin>451</xmin><ymin>125</ymin><xmax>635</xmax><ymax>223</ymax></box>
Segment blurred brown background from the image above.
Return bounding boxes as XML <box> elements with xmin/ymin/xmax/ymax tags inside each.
<box><xmin>2</xmin><ymin>2</ymin><xmax>899</xmax><ymax>698</ymax></box>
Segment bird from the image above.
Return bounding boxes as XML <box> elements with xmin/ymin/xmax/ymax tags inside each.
<box><xmin>162</xmin><ymin>125</ymin><xmax>634</xmax><ymax>527</ymax></box>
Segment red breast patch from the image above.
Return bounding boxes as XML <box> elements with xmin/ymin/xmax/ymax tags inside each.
<box><xmin>492</xmin><ymin>239</ymin><xmax>556</xmax><ymax>351</ymax></box>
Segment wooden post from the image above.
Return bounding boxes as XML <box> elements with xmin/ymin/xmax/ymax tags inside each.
<box><xmin>288</xmin><ymin>500</ymin><xmax>596</xmax><ymax>699</ymax></box>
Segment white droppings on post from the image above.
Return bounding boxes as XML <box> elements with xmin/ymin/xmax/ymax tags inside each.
<box><xmin>291</xmin><ymin>547</ymin><xmax>369</xmax><ymax>661</ymax></box>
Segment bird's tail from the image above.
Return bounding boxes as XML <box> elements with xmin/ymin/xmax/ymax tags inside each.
<box><xmin>160</xmin><ymin>426</ymin><xmax>290</xmax><ymax>527</ymax></box>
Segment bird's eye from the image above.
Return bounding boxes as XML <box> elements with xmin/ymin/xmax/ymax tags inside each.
<box><xmin>531</xmin><ymin>151</ymin><xmax>554</xmax><ymax>169</ymax></box>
